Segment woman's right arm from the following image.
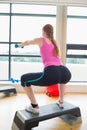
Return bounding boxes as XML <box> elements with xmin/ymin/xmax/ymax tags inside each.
<box><xmin>17</xmin><ymin>37</ymin><xmax>42</xmax><ymax>48</ymax></box>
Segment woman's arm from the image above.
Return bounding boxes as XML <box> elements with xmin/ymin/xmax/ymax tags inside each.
<box><xmin>18</xmin><ymin>37</ymin><xmax>42</xmax><ymax>48</ymax></box>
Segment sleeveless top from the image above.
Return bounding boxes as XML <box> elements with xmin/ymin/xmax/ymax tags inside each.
<box><xmin>40</xmin><ymin>38</ymin><xmax>63</xmax><ymax>67</ymax></box>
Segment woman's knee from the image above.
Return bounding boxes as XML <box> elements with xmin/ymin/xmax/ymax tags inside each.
<box><xmin>21</xmin><ymin>74</ymin><xmax>31</xmax><ymax>87</ymax></box>
<box><xmin>65</xmin><ymin>69</ymin><xmax>72</xmax><ymax>83</ymax></box>
<box><xmin>21</xmin><ymin>74</ymin><xmax>25</xmax><ymax>82</ymax></box>
<box><xmin>21</xmin><ymin>74</ymin><xmax>26</xmax><ymax>87</ymax></box>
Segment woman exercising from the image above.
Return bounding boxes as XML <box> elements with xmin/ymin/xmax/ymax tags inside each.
<box><xmin>17</xmin><ymin>24</ymin><xmax>71</xmax><ymax>114</ymax></box>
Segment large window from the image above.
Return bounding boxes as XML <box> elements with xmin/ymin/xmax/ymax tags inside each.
<box><xmin>66</xmin><ymin>6</ymin><xmax>87</xmax><ymax>82</ymax></box>
<box><xmin>0</xmin><ymin>3</ymin><xmax>56</xmax><ymax>81</ymax></box>
<box><xmin>1</xmin><ymin>4</ymin><xmax>87</xmax><ymax>83</ymax></box>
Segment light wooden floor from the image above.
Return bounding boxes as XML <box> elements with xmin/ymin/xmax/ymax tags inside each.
<box><xmin>0</xmin><ymin>92</ymin><xmax>87</xmax><ymax>130</ymax></box>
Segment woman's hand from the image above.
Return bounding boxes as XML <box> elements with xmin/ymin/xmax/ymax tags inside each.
<box><xmin>15</xmin><ymin>43</ymin><xmax>24</xmax><ymax>48</ymax></box>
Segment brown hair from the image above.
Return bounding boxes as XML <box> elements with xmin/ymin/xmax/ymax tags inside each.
<box><xmin>42</xmin><ymin>24</ymin><xmax>60</xmax><ymax>56</ymax></box>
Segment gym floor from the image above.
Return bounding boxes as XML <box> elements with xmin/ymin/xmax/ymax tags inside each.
<box><xmin>0</xmin><ymin>92</ymin><xmax>87</xmax><ymax>130</ymax></box>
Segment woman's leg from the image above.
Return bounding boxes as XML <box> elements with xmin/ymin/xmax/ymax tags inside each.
<box><xmin>23</xmin><ymin>86</ymin><xmax>39</xmax><ymax>114</ymax></box>
<box><xmin>23</xmin><ymin>86</ymin><xmax>38</xmax><ymax>105</ymax></box>
<box><xmin>57</xmin><ymin>84</ymin><xmax>65</xmax><ymax>108</ymax></box>
<box><xmin>59</xmin><ymin>84</ymin><xmax>65</xmax><ymax>102</ymax></box>
<box><xmin>21</xmin><ymin>72</ymin><xmax>44</xmax><ymax>106</ymax></box>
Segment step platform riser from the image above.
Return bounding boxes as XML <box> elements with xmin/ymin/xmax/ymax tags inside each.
<box><xmin>12</xmin><ymin>102</ymin><xmax>82</xmax><ymax>130</ymax></box>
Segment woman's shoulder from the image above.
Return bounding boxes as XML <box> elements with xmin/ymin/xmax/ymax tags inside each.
<box><xmin>33</xmin><ymin>37</ymin><xmax>43</xmax><ymax>47</ymax></box>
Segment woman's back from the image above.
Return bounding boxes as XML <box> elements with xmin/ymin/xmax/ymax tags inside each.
<box><xmin>40</xmin><ymin>38</ymin><xmax>63</xmax><ymax>67</ymax></box>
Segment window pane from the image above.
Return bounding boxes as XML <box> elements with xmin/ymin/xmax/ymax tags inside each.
<box><xmin>67</xmin><ymin>58</ymin><xmax>87</xmax><ymax>64</ymax></box>
<box><xmin>11</xmin><ymin>16</ymin><xmax>56</xmax><ymax>42</ymax></box>
<box><xmin>0</xmin><ymin>16</ymin><xmax>9</xmax><ymax>42</ymax></box>
<box><xmin>67</xmin><ymin>64</ymin><xmax>87</xmax><ymax>82</ymax></box>
<box><xmin>11</xmin><ymin>44</ymin><xmax>40</xmax><ymax>55</ymax></box>
<box><xmin>67</xmin><ymin>18</ymin><xmax>87</xmax><ymax>44</ymax></box>
<box><xmin>67</xmin><ymin>6</ymin><xmax>87</xmax><ymax>82</ymax></box>
<box><xmin>11</xmin><ymin>56</ymin><xmax>41</xmax><ymax>62</ymax></box>
<box><xmin>11</xmin><ymin>58</ymin><xmax>43</xmax><ymax>79</ymax></box>
<box><xmin>0</xmin><ymin>57</ymin><xmax>8</xmax><ymax>80</ymax></box>
<box><xmin>12</xmin><ymin>4</ymin><xmax>56</xmax><ymax>14</ymax></box>
<box><xmin>0</xmin><ymin>44</ymin><xmax>9</xmax><ymax>55</ymax></box>
<box><xmin>0</xmin><ymin>3</ymin><xmax>10</xmax><ymax>13</ymax></box>
<box><xmin>67</xmin><ymin>6</ymin><xmax>87</xmax><ymax>16</ymax></box>
<box><xmin>67</xmin><ymin>50</ymin><xmax>87</xmax><ymax>55</ymax></box>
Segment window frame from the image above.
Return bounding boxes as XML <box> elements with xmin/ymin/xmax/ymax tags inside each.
<box><xmin>0</xmin><ymin>3</ymin><xmax>56</xmax><ymax>81</ymax></box>
<box><xmin>67</xmin><ymin>7</ymin><xmax>87</xmax><ymax>60</ymax></box>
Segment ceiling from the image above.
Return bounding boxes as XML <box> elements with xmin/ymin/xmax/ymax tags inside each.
<box><xmin>0</xmin><ymin>0</ymin><xmax>87</xmax><ymax>6</ymax></box>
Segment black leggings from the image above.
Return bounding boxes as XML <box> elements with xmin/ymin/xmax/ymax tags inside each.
<box><xmin>21</xmin><ymin>65</ymin><xmax>71</xmax><ymax>87</ymax></box>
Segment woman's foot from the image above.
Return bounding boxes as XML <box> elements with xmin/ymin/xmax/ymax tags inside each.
<box><xmin>56</xmin><ymin>100</ymin><xmax>64</xmax><ymax>109</ymax></box>
<box><xmin>25</xmin><ymin>104</ymin><xmax>39</xmax><ymax>114</ymax></box>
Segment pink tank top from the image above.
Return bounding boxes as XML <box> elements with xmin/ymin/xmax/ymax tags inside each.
<box><xmin>40</xmin><ymin>38</ymin><xmax>63</xmax><ymax>67</ymax></box>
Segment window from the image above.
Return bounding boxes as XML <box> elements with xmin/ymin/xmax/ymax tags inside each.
<box><xmin>0</xmin><ymin>16</ymin><xmax>9</xmax><ymax>42</ymax></box>
<box><xmin>0</xmin><ymin>3</ymin><xmax>56</xmax><ymax>81</ymax></box>
<box><xmin>0</xmin><ymin>3</ymin><xmax>10</xmax><ymax>13</ymax></box>
<box><xmin>66</xmin><ymin>6</ymin><xmax>87</xmax><ymax>82</ymax></box>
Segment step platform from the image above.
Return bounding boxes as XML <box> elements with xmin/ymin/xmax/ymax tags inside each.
<box><xmin>12</xmin><ymin>102</ymin><xmax>82</xmax><ymax>130</ymax></box>
<box><xmin>0</xmin><ymin>86</ymin><xmax>17</xmax><ymax>96</ymax></box>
